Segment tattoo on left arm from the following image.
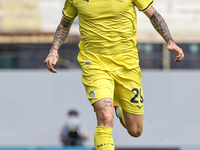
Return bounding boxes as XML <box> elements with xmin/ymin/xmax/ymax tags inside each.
<box><xmin>150</xmin><ymin>11</ymin><xmax>174</xmax><ymax>43</ymax></box>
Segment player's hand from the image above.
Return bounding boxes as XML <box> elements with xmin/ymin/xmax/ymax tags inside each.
<box><xmin>44</xmin><ymin>49</ymin><xmax>59</xmax><ymax>73</ymax></box>
<box><xmin>167</xmin><ymin>41</ymin><xmax>184</xmax><ymax>62</ymax></box>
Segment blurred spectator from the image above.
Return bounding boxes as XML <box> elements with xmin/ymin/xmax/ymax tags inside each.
<box><xmin>60</xmin><ymin>109</ymin><xmax>88</xmax><ymax>146</ymax></box>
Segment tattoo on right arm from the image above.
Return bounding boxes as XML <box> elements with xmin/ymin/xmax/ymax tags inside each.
<box><xmin>50</xmin><ymin>17</ymin><xmax>74</xmax><ymax>51</ymax></box>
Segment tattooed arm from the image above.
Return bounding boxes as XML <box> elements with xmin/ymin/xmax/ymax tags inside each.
<box><xmin>44</xmin><ymin>16</ymin><xmax>74</xmax><ymax>73</ymax></box>
<box><xmin>144</xmin><ymin>6</ymin><xmax>184</xmax><ymax>62</ymax></box>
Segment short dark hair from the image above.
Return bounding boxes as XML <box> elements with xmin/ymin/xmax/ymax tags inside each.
<box><xmin>68</xmin><ymin>109</ymin><xmax>78</xmax><ymax>116</ymax></box>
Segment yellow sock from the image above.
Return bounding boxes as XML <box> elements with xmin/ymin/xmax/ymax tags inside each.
<box><xmin>119</xmin><ymin>107</ymin><xmax>126</xmax><ymax>126</ymax></box>
<box><xmin>94</xmin><ymin>126</ymin><xmax>114</xmax><ymax>150</ymax></box>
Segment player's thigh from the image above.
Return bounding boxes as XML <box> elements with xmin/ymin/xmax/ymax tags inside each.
<box><xmin>82</xmin><ymin>68</ymin><xmax>115</xmax><ymax>127</ymax></box>
<box><xmin>82</xmin><ymin>69</ymin><xmax>114</xmax><ymax>105</ymax></box>
<box><xmin>123</xmin><ymin>110</ymin><xmax>143</xmax><ymax>136</ymax></box>
<box><xmin>114</xmin><ymin>67</ymin><xmax>144</xmax><ymax>115</ymax></box>
<box><xmin>114</xmin><ymin>67</ymin><xmax>144</xmax><ymax>135</ymax></box>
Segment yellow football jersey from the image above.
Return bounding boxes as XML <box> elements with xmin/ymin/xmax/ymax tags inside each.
<box><xmin>63</xmin><ymin>0</ymin><xmax>154</xmax><ymax>71</ymax></box>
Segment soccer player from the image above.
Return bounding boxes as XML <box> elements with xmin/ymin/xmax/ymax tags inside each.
<box><xmin>44</xmin><ymin>0</ymin><xmax>184</xmax><ymax>149</ymax></box>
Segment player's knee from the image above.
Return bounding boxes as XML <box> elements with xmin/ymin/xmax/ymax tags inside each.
<box><xmin>127</xmin><ymin>127</ymin><xmax>143</xmax><ymax>137</ymax></box>
<box><xmin>98</xmin><ymin>111</ymin><xmax>114</xmax><ymax>127</ymax></box>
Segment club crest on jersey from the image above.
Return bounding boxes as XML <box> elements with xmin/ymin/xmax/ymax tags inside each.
<box><xmin>89</xmin><ymin>88</ymin><xmax>97</xmax><ymax>98</ymax></box>
<box><xmin>83</xmin><ymin>0</ymin><xmax>89</xmax><ymax>2</ymax></box>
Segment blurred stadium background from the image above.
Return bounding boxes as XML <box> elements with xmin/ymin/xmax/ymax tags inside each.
<box><xmin>0</xmin><ymin>0</ymin><xmax>200</xmax><ymax>150</ymax></box>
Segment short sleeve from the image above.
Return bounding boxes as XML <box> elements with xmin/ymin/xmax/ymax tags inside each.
<box><xmin>62</xmin><ymin>0</ymin><xmax>77</xmax><ymax>19</ymax></box>
<box><xmin>134</xmin><ymin>0</ymin><xmax>154</xmax><ymax>12</ymax></box>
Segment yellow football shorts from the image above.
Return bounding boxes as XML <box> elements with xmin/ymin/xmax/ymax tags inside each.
<box><xmin>82</xmin><ymin>67</ymin><xmax>144</xmax><ymax>115</ymax></box>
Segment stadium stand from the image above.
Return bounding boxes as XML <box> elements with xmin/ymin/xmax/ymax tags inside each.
<box><xmin>136</xmin><ymin>0</ymin><xmax>200</xmax><ymax>43</ymax></box>
<box><xmin>0</xmin><ymin>0</ymin><xmax>200</xmax><ymax>69</ymax></box>
<box><xmin>0</xmin><ymin>0</ymin><xmax>200</xmax><ymax>43</ymax></box>
<box><xmin>0</xmin><ymin>0</ymin><xmax>41</xmax><ymax>32</ymax></box>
